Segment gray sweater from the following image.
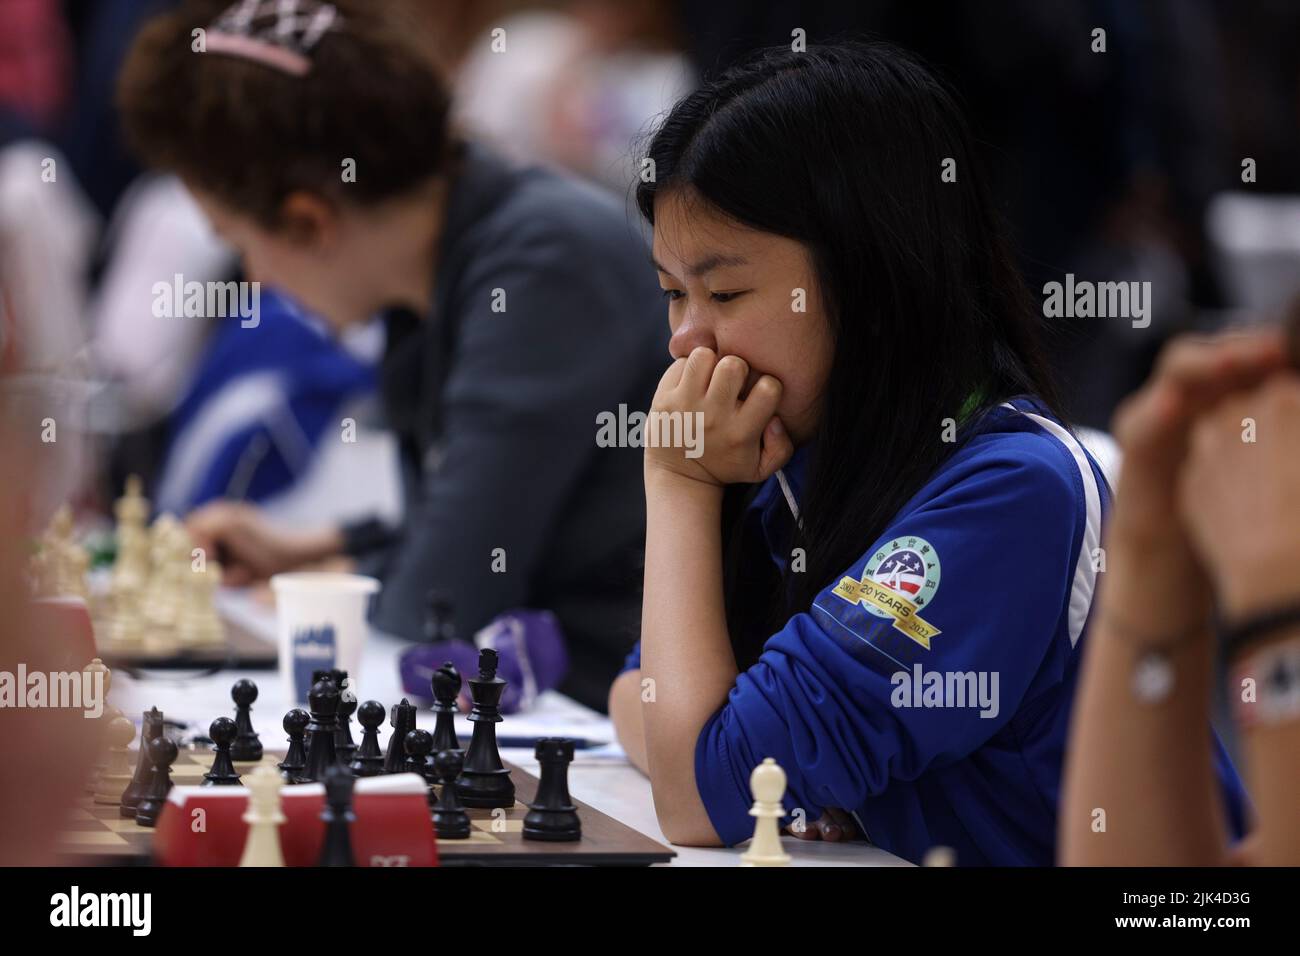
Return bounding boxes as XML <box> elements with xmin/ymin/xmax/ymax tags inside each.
<box><xmin>343</xmin><ymin>143</ymin><xmax>666</xmax><ymax>709</ymax></box>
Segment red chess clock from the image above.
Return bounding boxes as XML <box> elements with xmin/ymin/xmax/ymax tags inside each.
<box><xmin>153</xmin><ymin>773</ymin><xmax>440</xmax><ymax>866</ymax></box>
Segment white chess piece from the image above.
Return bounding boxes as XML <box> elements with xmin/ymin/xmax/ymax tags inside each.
<box><xmin>239</xmin><ymin>765</ymin><xmax>287</xmax><ymax>867</ymax></box>
<box><xmin>63</xmin><ymin>543</ymin><xmax>89</xmax><ymax>600</ymax></box>
<box><xmin>740</xmin><ymin>757</ymin><xmax>792</xmax><ymax>867</ymax></box>
<box><xmin>86</xmin><ymin>657</ymin><xmax>123</xmax><ymax>722</ymax></box>
<box><xmin>44</xmin><ymin>505</ymin><xmax>88</xmax><ymax>599</ymax></box>
<box><xmin>110</xmin><ymin>522</ymin><xmax>148</xmax><ymax>618</ymax></box>
<box><xmin>111</xmin><ymin>527</ymin><xmax>144</xmax><ymax>595</ymax></box>
<box><xmin>144</xmin><ymin>516</ymin><xmax>189</xmax><ymax>650</ymax></box>
<box><xmin>178</xmin><ymin>559</ymin><xmax>224</xmax><ymax>648</ymax></box>
<box><xmin>111</xmin><ymin>476</ymin><xmax>151</xmax><ymax>598</ymax></box>
<box><xmin>922</xmin><ymin>845</ymin><xmax>956</xmax><ymax>867</ymax></box>
<box><xmin>29</xmin><ymin>547</ymin><xmax>58</xmax><ymax>598</ymax></box>
<box><xmin>45</xmin><ymin>503</ymin><xmax>73</xmax><ymax>553</ymax></box>
<box><xmin>82</xmin><ymin>656</ymin><xmax>114</xmax><ymax>715</ymax></box>
<box><xmin>107</xmin><ymin>588</ymin><xmax>146</xmax><ymax>647</ymax></box>
<box><xmin>82</xmin><ymin>658</ymin><xmax>112</xmax><ymax>788</ymax></box>
<box><xmin>142</xmin><ymin>516</ymin><xmax>175</xmax><ymax>626</ymax></box>
<box><xmin>93</xmin><ymin>716</ymin><xmax>138</xmax><ymax>805</ymax></box>
<box><xmin>84</xmin><ymin>655</ymin><xmax>110</xmax><ymax>692</ymax></box>
<box><xmin>115</xmin><ymin>475</ymin><xmax>150</xmax><ymax>526</ymax></box>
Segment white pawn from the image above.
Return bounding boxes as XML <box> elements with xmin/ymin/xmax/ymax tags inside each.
<box><xmin>86</xmin><ymin>656</ymin><xmax>123</xmax><ymax>722</ymax></box>
<box><xmin>84</xmin><ymin>655</ymin><xmax>111</xmax><ymax>696</ymax></box>
<box><xmin>83</xmin><ymin>658</ymin><xmax>123</xmax><ymax>779</ymax></box>
<box><xmin>82</xmin><ymin>656</ymin><xmax>116</xmax><ymax>719</ymax></box>
<box><xmin>740</xmin><ymin>757</ymin><xmax>792</xmax><ymax>867</ymax></box>
<box><xmin>922</xmin><ymin>845</ymin><xmax>956</xmax><ymax>867</ymax></box>
<box><xmin>93</xmin><ymin>716</ymin><xmax>139</xmax><ymax>805</ymax></box>
<box><xmin>83</xmin><ymin>657</ymin><xmax>112</xmax><ymax>788</ymax></box>
<box><xmin>63</xmin><ymin>543</ymin><xmax>89</xmax><ymax>601</ymax></box>
<box><xmin>45</xmin><ymin>506</ymin><xmax>88</xmax><ymax>600</ymax></box>
<box><xmin>239</xmin><ymin>765</ymin><xmax>287</xmax><ymax>867</ymax></box>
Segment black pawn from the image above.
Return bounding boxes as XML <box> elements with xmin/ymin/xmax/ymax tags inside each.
<box><xmin>430</xmin><ymin>661</ymin><xmax>463</xmax><ymax>756</ymax></box>
<box><xmin>305</xmin><ymin>669</ymin><xmax>338</xmax><ymax>751</ymax></box>
<box><xmin>403</xmin><ymin>729</ymin><xmax>437</xmax><ymax>805</ymax></box>
<box><xmin>299</xmin><ymin>677</ymin><xmax>340</xmax><ymax>784</ymax></box>
<box><xmin>203</xmin><ymin>717</ymin><xmax>243</xmax><ymax>786</ymax></box>
<box><xmin>382</xmin><ymin>698</ymin><xmax>416</xmax><ymax>775</ymax></box>
<box><xmin>135</xmin><ymin>736</ymin><xmax>179</xmax><ymax>828</ymax></box>
<box><xmin>278</xmin><ymin>709</ymin><xmax>310</xmax><ymax>780</ymax></box>
<box><xmin>229</xmin><ymin>678</ymin><xmax>263</xmax><ymax>761</ymax></box>
<box><xmin>335</xmin><ymin>690</ymin><xmax>357</xmax><ymax>764</ymax></box>
<box><xmin>523</xmin><ymin>738</ymin><xmax>581</xmax><ymax>842</ymax></box>
<box><xmin>431</xmin><ymin>750</ymin><xmax>471</xmax><ymax>840</ymax></box>
<box><xmin>454</xmin><ymin>648</ymin><xmax>515</xmax><ymax>808</ymax></box>
<box><xmin>318</xmin><ymin>765</ymin><xmax>356</xmax><ymax>867</ymax></box>
<box><xmin>349</xmin><ymin>700</ymin><xmax>387</xmax><ymax>777</ymax></box>
<box><xmin>120</xmin><ymin>707</ymin><xmax>164</xmax><ymax>818</ymax></box>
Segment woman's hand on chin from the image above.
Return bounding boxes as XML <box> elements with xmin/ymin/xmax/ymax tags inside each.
<box><xmin>644</xmin><ymin>346</ymin><xmax>793</xmax><ymax>491</ymax></box>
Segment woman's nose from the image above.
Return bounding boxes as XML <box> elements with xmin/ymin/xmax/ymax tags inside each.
<box><xmin>668</xmin><ymin>311</ymin><xmax>717</xmax><ymax>360</ymax></box>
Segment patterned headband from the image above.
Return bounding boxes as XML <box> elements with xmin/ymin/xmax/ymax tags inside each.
<box><xmin>205</xmin><ymin>0</ymin><xmax>342</xmax><ymax>77</ymax></box>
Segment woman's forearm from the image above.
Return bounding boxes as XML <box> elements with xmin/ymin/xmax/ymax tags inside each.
<box><xmin>1241</xmin><ymin>719</ymin><xmax>1300</xmax><ymax>864</ymax></box>
<box><xmin>639</xmin><ymin>472</ymin><xmax>737</xmax><ymax>844</ymax></box>
<box><xmin>1231</xmin><ymin>628</ymin><xmax>1300</xmax><ymax>864</ymax></box>
<box><xmin>608</xmin><ymin>669</ymin><xmax>650</xmax><ymax>774</ymax></box>
<box><xmin>1060</xmin><ymin>565</ymin><xmax>1226</xmax><ymax>866</ymax></box>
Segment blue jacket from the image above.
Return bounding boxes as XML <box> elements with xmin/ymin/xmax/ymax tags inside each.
<box><xmin>624</xmin><ymin>397</ymin><xmax>1247</xmax><ymax>865</ymax></box>
<box><xmin>155</xmin><ymin>289</ymin><xmax>375</xmax><ymax>515</ymax></box>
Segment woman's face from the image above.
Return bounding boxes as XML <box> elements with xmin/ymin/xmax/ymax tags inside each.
<box><xmin>187</xmin><ymin>185</ymin><xmax>385</xmax><ymax>331</ymax></box>
<box><xmin>652</xmin><ymin>189</ymin><xmax>834</xmax><ymax>445</ymax></box>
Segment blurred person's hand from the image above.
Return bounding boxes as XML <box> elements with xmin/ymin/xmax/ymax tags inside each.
<box><xmin>1106</xmin><ymin>331</ymin><xmax>1287</xmax><ymax>635</ymax></box>
<box><xmin>1179</xmin><ymin>374</ymin><xmax>1300</xmax><ymax>619</ymax></box>
<box><xmin>185</xmin><ymin>501</ymin><xmax>342</xmax><ymax>586</ymax></box>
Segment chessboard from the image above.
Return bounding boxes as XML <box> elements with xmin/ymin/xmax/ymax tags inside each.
<box><xmin>58</xmin><ymin>749</ymin><xmax>676</xmax><ymax>867</ymax></box>
<box><xmin>32</xmin><ymin>476</ymin><xmax>277</xmax><ymax>668</ymax></box>
<box><xmin>92</xmin><ymin>610</ymin><xmax>277</xmax><ymax>670</ymax></box>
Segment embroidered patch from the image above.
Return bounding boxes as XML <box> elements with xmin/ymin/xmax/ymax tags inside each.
<box><xmin>832</xmin><ymin>536</ymin><xmax>941</xmax><ymax>649</ymax></box>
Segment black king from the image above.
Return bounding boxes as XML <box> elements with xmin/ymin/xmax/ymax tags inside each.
<box><xmin>453</xmin><ymin>647</ymin><xmax>516</xmax><ymax>808</ymax></box>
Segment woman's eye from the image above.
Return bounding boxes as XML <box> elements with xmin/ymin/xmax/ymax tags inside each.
<box><xmin>710</xmin><ymin>291</ymin><xmax>745</xmax><ymax>303</ymax></box>
<box><xmin>661</xmin><ymin>289</ymin><xmax>684</xmax><ymax>301</ymax></box>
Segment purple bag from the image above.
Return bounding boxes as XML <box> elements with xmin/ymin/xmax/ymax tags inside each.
<box><xmin>398</xmin><ymin>609</ymin><xmax>568</xmax><ymax>714</ymax></box>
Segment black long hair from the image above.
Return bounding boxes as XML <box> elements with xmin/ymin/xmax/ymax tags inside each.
<box><xmin>636</xmin><ymin>40</ymin><xmax>1065</xmax><ymax>667</ymax></box>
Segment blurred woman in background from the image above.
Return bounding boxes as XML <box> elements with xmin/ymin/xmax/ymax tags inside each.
<box><xmin>117</xmin><ymin>0</ymin><xmax>667</xmax><ymax>708</ymax></box>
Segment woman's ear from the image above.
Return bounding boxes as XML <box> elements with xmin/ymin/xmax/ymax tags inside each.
<box><xmin>278</xmin><ymin>191</ymin><xmax>337</xmax><ymax>248</ymax></box>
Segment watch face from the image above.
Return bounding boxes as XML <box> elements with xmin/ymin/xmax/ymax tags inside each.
<box><xmin>1132</xmin><ymin>651</ymin><xmax>1174</xmax><ymax>704</ymax></box>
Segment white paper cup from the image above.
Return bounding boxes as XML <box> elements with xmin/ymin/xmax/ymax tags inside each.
<box><xmin>270</xmin><ymin>572</ymin><xmax>380</xmax><ymax>703</ymax></box>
